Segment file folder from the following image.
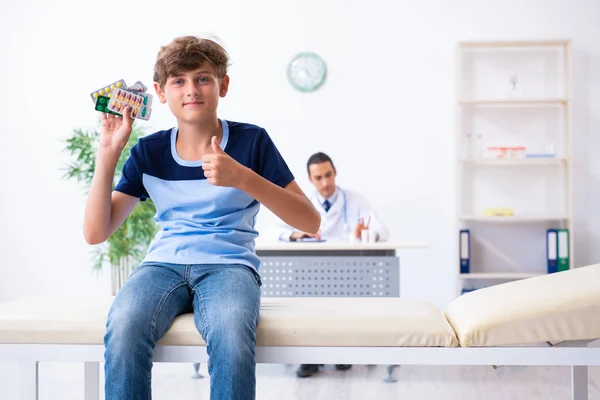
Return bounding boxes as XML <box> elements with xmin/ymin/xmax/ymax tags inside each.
<box><xmin>546</xmin><ymin>229</ymin><xmax>558</xmax><ymax>274</ymax></box>
<box><xmin>460</xmin><ymin>229</ymin><xmax>470</xmax><ymax>274</ymax></box>
<box><xmin>557</xmin><ymin>229</ymin><xmax>570</xmax><ymax>272</ymax></box>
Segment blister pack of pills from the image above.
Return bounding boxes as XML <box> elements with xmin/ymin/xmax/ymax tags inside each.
<box><xmin>90</xmin><ymin>79</ymin><xmax>153</xmax><ymax>121</ymax></box>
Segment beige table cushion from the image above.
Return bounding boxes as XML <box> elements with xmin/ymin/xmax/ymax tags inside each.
<box><xmin>254</xmin><ymin>298</ymin><xmax>457</xmax><ymax>347</ymax></box>
<box><xmin>0</xmin><ymin>297</ymin><xmax>458</xmax><ymax>347</ymax></box>
<box><xmin>446</xmin><ymin>264</ymin><xmax>600</xmax><ymax>347</ymax></box>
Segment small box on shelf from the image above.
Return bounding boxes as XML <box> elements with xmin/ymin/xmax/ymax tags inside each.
<box><xmin>483</xmin><ymin>207</ymin><xmax>514</xmax><ymax>217</ymax></box>
<box><xmin>484</xmin><ymin>146</ymin><xmax>526</xmax><ymax>159</ymax></box>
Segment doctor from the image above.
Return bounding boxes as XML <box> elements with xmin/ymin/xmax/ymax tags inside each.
<box><xmin>277</xmin><ymin>152</ymin><xmax>389</xmax><ymax>243</ymax></box>
<box><xmin>274</xmin><ymin>152</ymin><xmax>389</xmax><ymax>378</ymax></box>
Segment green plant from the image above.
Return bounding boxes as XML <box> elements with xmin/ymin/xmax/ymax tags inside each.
<box><xmin>62</xmin><ymin>122</ymin><xmax>158</xmax><ymax>292</ymax></box>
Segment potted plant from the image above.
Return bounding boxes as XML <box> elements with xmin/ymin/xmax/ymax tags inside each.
<box><xmin>62</xmin><ymin>122</ymin><xmax>158</xmax><ymax>295</ymax></box>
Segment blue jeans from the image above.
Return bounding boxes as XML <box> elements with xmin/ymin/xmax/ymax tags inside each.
<box><xmin>104</xmin><ymin>262</ymin><xmax>262</xmax><ymax>400</ymax></box>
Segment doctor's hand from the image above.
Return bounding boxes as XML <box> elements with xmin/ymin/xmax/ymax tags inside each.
<box><xmin>202</xmin><ymin>136</ymin><xmax>250</xmax><ymax>188</ymax></box>
<box><xmin>290</xmin><ymin>231</ymin><xmax>322</xmax><ymax>241</ymax></box>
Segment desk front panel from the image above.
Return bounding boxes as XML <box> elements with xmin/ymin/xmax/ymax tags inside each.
<box><xmin>256</xmin><ymin>256</ymin><xmax>399</xmax><ymax>298</ymax></box>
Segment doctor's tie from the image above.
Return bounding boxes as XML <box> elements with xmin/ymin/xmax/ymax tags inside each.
<box><xmin>323</xmin><ymin>200</ymin><xmax>331</xmax><ymax>212</ymax></box>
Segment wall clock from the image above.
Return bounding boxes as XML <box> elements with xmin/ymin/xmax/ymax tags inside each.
<box><xmin>287</xmin><ymin>52</ymin><xmax>327</xmax><ymax>92</ymax></box>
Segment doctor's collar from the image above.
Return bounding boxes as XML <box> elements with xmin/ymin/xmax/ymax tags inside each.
<box><xmin>315</xmin><ymin>186</ymin><xmax>340</xmax><ymax>205</ymax></box>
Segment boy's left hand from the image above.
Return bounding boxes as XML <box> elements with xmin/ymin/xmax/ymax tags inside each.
<box><xmin>202</xmin><ymin>136</ymin><xmax>249</xmax><ymax>188</ymax></box>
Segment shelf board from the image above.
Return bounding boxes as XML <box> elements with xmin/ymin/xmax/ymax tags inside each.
<box><xmin>459</xmin><ymin>158</ymin><xmax>565</xmax><ymax>166</ymax></box>
<box><xmin>458</xmin><ymin>98</ymin><xmax>567</xmax><ymax>106</ymax></box>
<box><xmin>460</xmin><ymin>272</ymin><xmax>545</xmax><ymax>280</ymax></box>
<box><xmin>458</xmin><ymin>40</ymin><xmax>570</xmax><ymax>49</ymax></box>
<box><xmin>459</xmin><ymin>214</ymin><xmax>569</xmax><ymax>222</ymax></box>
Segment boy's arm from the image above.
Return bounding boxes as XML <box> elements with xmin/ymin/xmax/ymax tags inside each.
<box><xmin>243</xmin><ymin>178</ymin><xmax>320</xmax><ymax>235</ymax></box>
<box><xmin>83</xmin><ymin>148</ymin><xmax>139</xmax><ymax>244</ymax></box>
<box><xmin>202</xmin><ymin>137</ymin><xmax>320</xmax><ymax>234</ymax></box>
<box><xmin>83</xmin><ymin>107</ymin><xmax>139</xmax><ymax>244</ymax></box>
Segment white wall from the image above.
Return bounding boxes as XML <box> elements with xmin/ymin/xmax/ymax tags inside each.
<box><xmin>0</xmin><ymin>0</ymin><xmax>599</xmax><ymax>309</ymax></box>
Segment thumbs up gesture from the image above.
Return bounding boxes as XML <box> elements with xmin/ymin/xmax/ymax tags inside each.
<box><xmin>202</xmin><ymin>136</ymin><xmax>248</xmax><ymax>188</ymax></box>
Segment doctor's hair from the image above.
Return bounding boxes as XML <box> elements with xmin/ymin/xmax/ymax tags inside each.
<box><xmin>307</xmin><ymin>152</ymin><xmax>336</xmax><ymax>175</ymax></box>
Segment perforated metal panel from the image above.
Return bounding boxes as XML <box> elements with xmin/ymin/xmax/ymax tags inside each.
<box><xmin>258</xmin><ymin>256</ymin><xmax>399</xmax><ymax>297</ymax></box>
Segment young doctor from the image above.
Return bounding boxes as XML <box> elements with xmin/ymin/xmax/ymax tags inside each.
<box><xmin>277</xmin><ymin>152</ymin><xmax>389</xmax><ymax>244</ymax></box>
<box><xmin>273</xmin><ymin>152</ymin><xmax>389</xmax><ymax>378</ymax></box>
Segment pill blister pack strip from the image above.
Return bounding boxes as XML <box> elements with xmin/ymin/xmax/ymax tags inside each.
<box><xmin>90</xmin><ymin>79</ymin><xmax>153</xmax><ymax>121</ymax></box>
<box><xmin>90</xmin><ymin>79</ymin><xmax>126</xmax><ymax>102</ymax></box>
<box><xmin>107</xmin><ymin>88</ymin><xmax>152</xmax><ymax>120</ymax></box>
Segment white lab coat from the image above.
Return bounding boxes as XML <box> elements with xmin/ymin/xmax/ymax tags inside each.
<box><xmin>273</xmin><ymin>186</ymin><xmax>389</xmax><ymax>242</ymax></box>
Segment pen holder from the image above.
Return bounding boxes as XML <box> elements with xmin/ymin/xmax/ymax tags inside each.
<box><xmin>361</xmin><ymin>229</ymin><xmax>369</xmax><ymax>243</ymax></box>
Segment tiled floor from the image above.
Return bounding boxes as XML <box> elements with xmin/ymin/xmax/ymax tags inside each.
<box><xmin>0</xmin><ymin>361</ymin><xmax>598</xmax><ymax>399</ymax></box>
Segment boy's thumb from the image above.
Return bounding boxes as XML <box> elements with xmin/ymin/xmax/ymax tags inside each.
<box><xmin>122</xmin><ymin>106</ymin><xmax>132</xmax><ymax>123</ymax></box>
<box><xmin>212</xmin><ymin>136</ymin><xmax>225</xmax><ymax>154</ymax></box>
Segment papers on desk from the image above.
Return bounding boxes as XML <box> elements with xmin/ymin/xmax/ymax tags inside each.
<box><xmin>279</xmin><ymin>237</ymin><xmax>326</xmax><ymax>243</ymax></box>
<box><xmin>296</xmin><ymin>237</ymin><xmax>326</xmax><ymax>243</ymax></box>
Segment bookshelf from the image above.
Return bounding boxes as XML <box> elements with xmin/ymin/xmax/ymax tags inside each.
<box><xmin>460</xmin><ymin>272</ymin><xmax>544</xmax><ymax>280</ymax></box>
<box><xmin>455</xmin><ymin>39</ymin><xmax>573</xmax><ymax>295</ymax></box>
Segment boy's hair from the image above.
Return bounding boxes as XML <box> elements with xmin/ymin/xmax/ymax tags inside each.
<box><xmin>153</xmin><ymin>36</ymin><xmax>230</xmax><ymax>89</ymax></box>
<box><xmin>307</xmin><ymin>152</ymin><xmax>336</xmax><ymax>176</ymax></box>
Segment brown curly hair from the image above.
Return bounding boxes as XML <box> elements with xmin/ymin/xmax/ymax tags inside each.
<box><xmin>153</xmin><ymin>36</ymin><xmax>230</xmax><ymax>89</ymax></box>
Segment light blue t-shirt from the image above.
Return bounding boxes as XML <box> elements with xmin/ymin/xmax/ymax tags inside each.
<box><xmin>114</xmin><ymin>119</ymin><xmax>294</xmax><ymax>271</ymax></box>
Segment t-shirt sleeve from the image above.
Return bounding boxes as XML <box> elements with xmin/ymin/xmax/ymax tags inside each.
<box><xmin>251</xmin><ymin>128</ymin><xmax>295</xmax><ymax>187</ymax></box>
<box><xmin>114</xmin><ymin>141</ymin><xmax>149</xmax><ymax>201</ymax></box>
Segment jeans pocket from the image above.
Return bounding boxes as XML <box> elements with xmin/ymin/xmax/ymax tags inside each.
<box><xmin>245</xmin><ymin>266</ymin><xmax>262</xmax><ymax>288</ymax></box>
<box><xmin>256</xmin><ymin>273</ymin><xmax>262</xmax><ymax>287</ymax></box>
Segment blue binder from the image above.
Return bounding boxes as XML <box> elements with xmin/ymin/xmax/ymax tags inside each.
<box><xmin>546</xmin><ymin>229</ymin><xmax>558</xmax><ymax>273</ymax></box>
<box><xmin>459</xmin><ymin>229</ymin><xmax>470</xmax><ymax>274</ymax></box>
<box><xmin>461</xmin><ymin>287</ymin><xmax>476</xmax><ymax>295</ymax></box>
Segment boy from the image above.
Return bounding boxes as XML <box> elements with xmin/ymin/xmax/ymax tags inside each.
<box><xmin>83</xmin><ymin>36</ymin><xmax>320</xmax><ymax>400</ymax></box>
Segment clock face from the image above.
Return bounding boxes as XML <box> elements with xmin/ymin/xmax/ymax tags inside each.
<box><xmin>287</xmin><ymin>52</ymin><xmax>327</xmax><ymax>92</ymax></box>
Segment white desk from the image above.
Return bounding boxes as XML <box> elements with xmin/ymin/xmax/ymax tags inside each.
<box><xmin>255</xmin><ymin>241</ymin><xmax>427</xmax><ymax>252</ymax></box>
<box><xmin>254</xmin><ymin>241</ymin><xmax>427</xmax><ymax>298</ymax></box>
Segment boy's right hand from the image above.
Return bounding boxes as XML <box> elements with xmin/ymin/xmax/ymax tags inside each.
<box><xmin>290</xmin><ymin>231</ymin><xmax>321</xmax><ymax>241</ymax></box>
<box><xmin>99</xmin><ymin>106</ymin><xmax>134</xmax><ymax>151</ymax></box>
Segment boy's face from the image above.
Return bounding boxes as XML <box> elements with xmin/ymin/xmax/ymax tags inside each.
<box><xmin>308</xmin><ymin>161</ymin><xmax>337</xmax><ymax>199</ymax></box>
<box><xmin>154</xmin><ymin>62</ymin><xmax>229</xmax><ymax>125</ymax></box>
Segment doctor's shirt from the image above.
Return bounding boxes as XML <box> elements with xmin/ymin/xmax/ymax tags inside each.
<box><xmin>274</xmin><ymin>186</ymin><xmax>389</xmax><ymax>242</ymax></box>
